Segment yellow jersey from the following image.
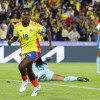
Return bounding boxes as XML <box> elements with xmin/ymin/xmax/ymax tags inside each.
<box><xmin>14</xmin><ymin>21</ymin><xmax>43</xmax><ymax>55</ymax></box>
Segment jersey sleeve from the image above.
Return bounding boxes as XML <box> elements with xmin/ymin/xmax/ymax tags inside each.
<box><xmin>13</xmin><ymin>26</ymin><xmax>19</xmax><ymax>37</ymax></box>
<box><xmin>96</xmin><ymin>23</ymin><xmax>100</xmax><ymax>31</ymax></box>
<box><xmin>39</xmin><ymin>25</ymin><xmax>47</xmax><ymax>33</ymax></box>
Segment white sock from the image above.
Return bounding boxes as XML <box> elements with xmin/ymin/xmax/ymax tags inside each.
<box><xmin>96</xmin><ymin>57</ymin><xmax>100</xmax><ymax>72</ymax></box>
<box><xmin>64</xmin><ymin>76</ymin><xmax>77</xmax><ymax>81</ymax></box>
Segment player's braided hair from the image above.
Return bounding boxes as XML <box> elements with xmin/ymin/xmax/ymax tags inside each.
<box><xmin>35</xmin><ymin>57</ymin><xmax>47</xmax><ymax>67</ymax></box>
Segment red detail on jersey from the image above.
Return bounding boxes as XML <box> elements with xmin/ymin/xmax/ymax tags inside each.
<box><xmin>31</xmin><ymin>22</ymin><xmax>40</xmax><ymax>27</ymax></box>
<box><xmin>20</xmin><ymin>41</ymin><xmax>22</xmax><ymax>51</ymax></box>
<box><xmin>33</xmin><ymin>52</ymin><xmax>39</xmax><ymax>63</ymax></box>
<box><xmin>36</xmin><ymin>35</ymin><xmax>41</xmax><ymax>52</ymax></box>
<box><xmin>15</xmin><ymin>22</ymin><xmax>21</xmax><ymax>27</ymax></box>
<box><xmin>29</xmin><ymin>28</ymin><xmax>33</xmax><ymax>32</ymax></box>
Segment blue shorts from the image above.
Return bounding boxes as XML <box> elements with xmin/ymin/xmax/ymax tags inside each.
<box><xmin>38</xmin><ymin>70</ymin><xmax>55</xmax><ymax>81</ymax></box>
<box><xmin>26</xmin><ymin>51</ymin><xmax>40</xmax><ymax>62</ymax></box>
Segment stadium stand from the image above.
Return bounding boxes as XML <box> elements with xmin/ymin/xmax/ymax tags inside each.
<box><xmin>0</xmin><ymin>0</ymin><xmax>99</xmax><ymax>42</ymax></box>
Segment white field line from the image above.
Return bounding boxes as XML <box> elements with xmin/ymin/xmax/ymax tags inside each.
<box><xmin>0</xmin><ymin>79</ymin><xmax>100</xmax><ymax>91</ymax></box>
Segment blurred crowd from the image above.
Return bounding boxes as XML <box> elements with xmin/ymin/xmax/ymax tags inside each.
<box><xmin>0</xmin><ymin>0</ymin><xmax>100</xmax><ymax>41</ymax></box>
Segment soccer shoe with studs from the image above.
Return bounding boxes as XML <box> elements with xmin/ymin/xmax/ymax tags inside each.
<box><xmin>31</xmin><ymin>85</ymin><xmax>41</xmax><ymax>96</ymax></box>
<box><xmin>19</xmin><ymin>80</ymin><xmax>28</xmax><ymax>92</ymax></box>
<box><xmin>77</xmin><ymin>77</ymin><xmax>89</xmax><ymax>82</ymax></box>
<box><xmin>97</xmin><ymin>70</ymin><xmax>100</xmax><ymax>73</ymax></box>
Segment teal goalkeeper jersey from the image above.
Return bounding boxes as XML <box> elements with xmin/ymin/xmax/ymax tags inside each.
<box><xmin>32</xmin><ymin>63</ymin><xmax>49</xmax><ymax>77</ymax></box>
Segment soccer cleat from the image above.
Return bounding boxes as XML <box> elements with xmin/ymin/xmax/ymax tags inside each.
<box><xmin>19</xmin><ymin>80</ymin><xmax>28</xmax><ymax>92</ymax></box>
<box><xmin>97</xmin><ymin>70</ymin><xmax>100</xmax><ymax>73</ymax></box>
<box><xmin>31</xmin><ymin>85</ymin><xmax>41</xmax><ymax>96</ymax></box>
<box><xmin>77</xmin><ymin>77</ymin><xmax>89</xmax><ymax>82</ymax></box>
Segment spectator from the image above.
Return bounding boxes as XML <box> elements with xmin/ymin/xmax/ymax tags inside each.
<box><xmin>65</xmin><ymin>7</ymin><xmax>74</xmax><ymax>18</ymax></box>
<box><xmin>50</xmin><ymin>3</ymin><xmax>59</xmax><ymax>18</ymax></box>
<box><xmin>61</xmin><ymin>24</ymin><xmax>69</xmax><ymax>41</ymax></box>
<box><xmin>0</xmin><ymin>20</ymin><xmax>7</xmax><ymax>40</ymax></box>
<box><xmin>0</xmin><ymin>0</ymin><xmax>99</xmax><ymax>41</ymax></box>
<box><xmin>7</xmin><ymin>13</ymin><xmax>20</xmax><ymax>40</ymax></box>
<box><xmin>68</xmin><ymin>27</ymin><xmax>80</xmax><ymax>41</ymax></box>
<box><xmin>22</xmin><ymin>0</ymin><xmax>34</xmax><ymax>8</ymax></box>
<box><xmin>93</xmin><ymin>13</ymin><xmax>99</xmax><ymax>26</ymax></box>
<box><xmin>87</xmin><ymin>22</ymin><xmax>96</xmax><ymax>41</ymax></box>
<box><xmin>0</xmin><ymin>1</ymin><xmax>7</xmax><ymax>23</ymax></box>
<box><xmin>79</xmin><ymin>28</ymin><xmax>87</xmax><ymax>41</ymax></box>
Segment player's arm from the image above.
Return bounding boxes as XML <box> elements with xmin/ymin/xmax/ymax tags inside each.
<box><xmin>40</xmin><ymin>25</ymin><xmax>52</xmax><ymax>50</ymax></box>
<box><xmin>93</xmin><ymin>28</ymin><xmax>100</xmax><ymax>34</ymax></box>
<box><xmin>8</xmin><ymin>26</ymin><xmax>18</xmax><ymax>46</ymax></box>
<box><xmin>93</xmin><ymin>23</ymin><xmax>100</xmax><ymax>33</ymax></box>
<box><xmin>8</xmin><ymin>37</ymin><xmax>18</xmax><ymax>46</ymax></box>
<box><xmin>46</xmin><ymin>27</ymin><xmax>52</xmax><ymax>50</ymax></box>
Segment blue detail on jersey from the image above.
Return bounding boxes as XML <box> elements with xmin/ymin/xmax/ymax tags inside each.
<box><xmin>37</xmin><ymin>66</ymin><xmax>44</xmax><ymax>71</ymax></box>
<box><xmin>35</xmin><ymin>63</ymin><xmax>48</xmax><ymax>71</ymax></box>
<box><xmin>23</xmin><ymin>34</ymin><xmax>29</xmax><ymax>40</ymax></box>
<box><xmin>41</xmin><ymin>25</ymin><xmax>47</xmax><ymax>33</ymax></box>
<box><xmin>20</xmin><ymin>29</ymin><xmax>22</xmax><ymax>32</ymax></box>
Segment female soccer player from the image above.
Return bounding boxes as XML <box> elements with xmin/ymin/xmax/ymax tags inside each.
<box><xmin>32</xmin><ymin>57</ymin><xmax>89</xmax><ymax>82</ymax></box>
<box><xmin>94</xmin><ymin>23</ymin><xmax>100</xmax><ymax>73</ymax></box>
<box><xmin>8</xmin><ymin>8</ymin><xmax>47</xmax><ymax>96</ymax></box>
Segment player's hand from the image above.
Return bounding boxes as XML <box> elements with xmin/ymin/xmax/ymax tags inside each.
<box><xmin>48</xmin><ymin>45</ymin><xmax>53</xmax><ymax>50</ymax></box>
<box><xmin>8</xmin><ymin>40</ymin><xmax>12</xmax><ymax>46</ymax></box>
<box><xmin>93</xmin><ymin>30</ymin><xmax>95</xmax><ymax>32</ymax></box>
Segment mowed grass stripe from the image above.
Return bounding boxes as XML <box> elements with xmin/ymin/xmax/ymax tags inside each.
<box><xmin>0</xmin><ymin>79</ymin><xmax>100</xmax><ymax>91</ymax></box>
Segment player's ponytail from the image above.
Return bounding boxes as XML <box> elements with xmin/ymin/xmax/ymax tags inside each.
<box><xmin>36</xmin><ymin>57</ymin><xmax>47</xmax><ymax>67</ymax></box>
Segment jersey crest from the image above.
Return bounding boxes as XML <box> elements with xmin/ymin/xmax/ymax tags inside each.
<box><xmin>29</xmin><ymin>28</ymin><xmax>33</xmax><ymax>32</ymax></box>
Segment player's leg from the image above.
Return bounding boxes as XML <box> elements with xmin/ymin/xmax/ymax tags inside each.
<box><xmin>51</xmin><ymin>74</ymin><xmax>77</xmax><ymax>81</ymax></box>
<box><xmin>18</xmin><ymin>56</ymin><xmax>32</xmax><ymax>92</ymax></box>
<box><xmin>38</xmin><ymin>71</ymin><xmax>77</xmax><ymax>81</ymax></box>
<box><xmin>37</xmin><ymin>70</ymin><xmax>78</xmax><ymax>81</ymax></box>
<box><xmin>51</xmin><ymin>74</ymin><xmax>64</xmax><ymax>81</ymax></box>
<box><xmin>37</xmin><ymin>71</ymin><xmax>89</xmax><ymax>82</ymax></box>
<box><xmin>25</xmin><ymin>51</ymin><xmax>40</xmax><ymax>96</ymax></box>
<box><xmin>27</xmin><ymin>64</ymin><xmax>41</xmax><ymax>96</ymax></box>
<box><xmin>97</xmin><ymin>49</ymin><xmax>100</xmax><ymax>73</ymax></box>
<box><xmin>51</xmin><ymin>74</ymin><xmax>89</xmax><ymax>82</ymax></box>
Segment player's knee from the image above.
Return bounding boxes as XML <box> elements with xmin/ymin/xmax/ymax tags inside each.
<box><xmin>18</xmin><ymin>63</ymin><xmax>24</xmax><ymax>71</ymax></box>
<box><xmin>27</xmin><ymin>71</ymin><xmax>35</xmax><ymax>80</ymax></box>
<box><xmin>27</xmin><ymin>68</ymin><xmax>35</xmax><ymax>76</ymax></box>
<box><xmin>27</xmin><ymin>67</ymin><xmax>32</xmax><ymax>73</ymax></box>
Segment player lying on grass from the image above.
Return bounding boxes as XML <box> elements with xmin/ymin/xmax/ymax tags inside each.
<box><xmin>32</xmin><ymin>57</ymin><xmax>89</xmax><ymax>82</ymax></box>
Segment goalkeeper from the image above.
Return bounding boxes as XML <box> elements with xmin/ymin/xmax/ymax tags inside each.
<box><xmin>32</xmin><ymin>57</ymin><xmax>89</xmax><ymax>82</ymax></box>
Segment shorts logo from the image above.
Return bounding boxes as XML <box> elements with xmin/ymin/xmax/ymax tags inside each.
<box><xmin>29</xmin><ymin>28</ymin><xmax>33</xmax><ymax>32</ymax></box>
<box><xmin>20</xmin><ymin>29</ymin><xmax>22</xmax><ymax>32</ymax></box>
<box><xmin>27</xmin><ymin>54</ymin><xmax>31</xmax><ymax>56</ymax></box>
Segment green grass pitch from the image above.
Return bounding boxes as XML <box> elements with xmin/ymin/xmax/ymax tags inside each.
<box><xmin>0</xmin><ymin>63</ymin><xmax>100</xmax><ymax>100</ymax></box>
